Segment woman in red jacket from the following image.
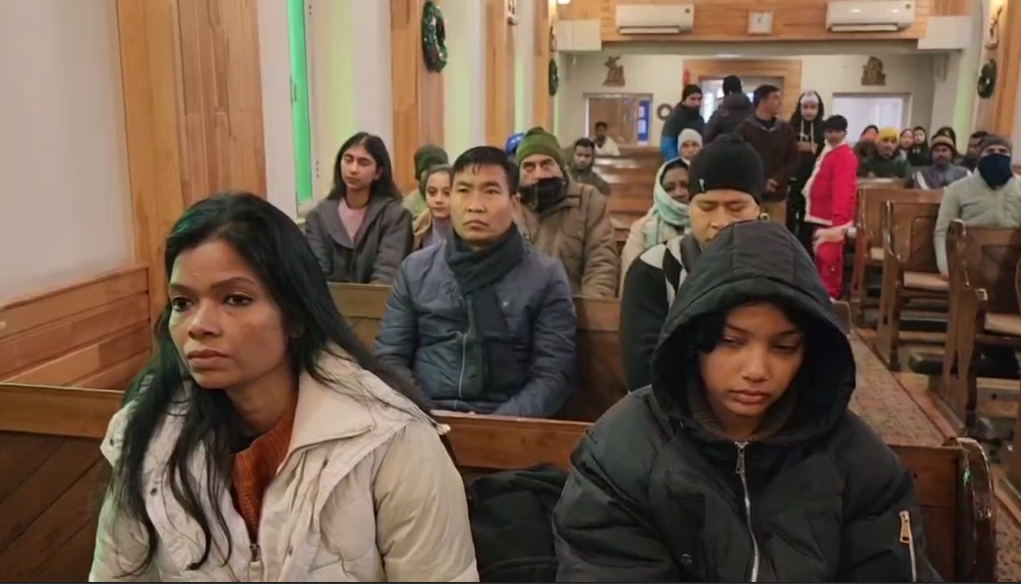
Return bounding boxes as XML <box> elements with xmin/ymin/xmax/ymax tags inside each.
<box><xmin>803</xmin><ymin>115</ymin><xmax>858</xmax><ymax>300</ymax></box>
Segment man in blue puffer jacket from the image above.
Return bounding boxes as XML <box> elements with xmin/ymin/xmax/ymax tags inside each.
<box><xmin>374</xmin><ymin>145</ymin><xmax>577</xmax><ymax>418</ymax></box>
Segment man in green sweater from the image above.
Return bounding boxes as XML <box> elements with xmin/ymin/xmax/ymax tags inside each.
<box><xmin>934</xmin><ymin>134</ymin><xmax>1021</xmax><ymax>277</ymax></box>
<box><xmin>858</xmin><ymin>126</ymin><xmax>912</xmax><ymax>181</ymax></box>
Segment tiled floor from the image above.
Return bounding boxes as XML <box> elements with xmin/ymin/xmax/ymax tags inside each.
<box><xmin>849</xmin><ymin>331</ymin><xmax>1021</xmax><ymax>581</ymax></box>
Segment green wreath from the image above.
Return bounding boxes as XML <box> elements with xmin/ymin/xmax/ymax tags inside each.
<box><xmin>548</xmin><ymin>59</ymin><xmax>559</xmax><ymax>96</ymax></box>
<box><xmin>422</xmin><ymin>1</ymin><xmax>447</xmax><ymax>73</ymax></box>
<box><xmin>978</xmin><ymin>59</ymin><xmax>997</xmax><ymax>99</ymax></box>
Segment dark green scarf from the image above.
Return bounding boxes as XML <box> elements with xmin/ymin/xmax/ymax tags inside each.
<box><xmin>444</xmin><ymin>227</ymin><xmax>527</xmax><ymax>397</ymax></box>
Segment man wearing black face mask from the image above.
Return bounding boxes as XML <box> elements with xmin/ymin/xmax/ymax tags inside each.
<box><xmin>515</xmin><ymin>127</ymin><xmax>619</xmax><ymax>298</ymax></box>
<box><xmin>934</xmin><ymin>134</ymin><xmax>1021</xmax><ymax>278</ymax></box>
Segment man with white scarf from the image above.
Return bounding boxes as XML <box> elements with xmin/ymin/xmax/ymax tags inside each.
<box><xmin>802</xmin><ymin>115</ymin><xmax>859</xmax><ymax>300</ymax></box>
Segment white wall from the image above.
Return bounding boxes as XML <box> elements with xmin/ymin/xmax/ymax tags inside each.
<box><xmin>555</xmin><ymin>53</ymin><xmax>941</xmax><ymax>144</ymax></box>
<box><xmin>0</xmin><ymin>0</ymin><xmax>133</xmax><ymax>299</ymax></box>
<box><xmin>444</xmin><ymin>0</ymin><xmax>488</xmax><ymax>158</ymax></box>
<box><xmin>257</xmin><ymin>0</ymin><xmax>298</xmax><ymax>219</ymax></box>
<box><xmin>307</xmin><ymin>0</ymin><xmax>393</xmax><ymax>198</ymax></box>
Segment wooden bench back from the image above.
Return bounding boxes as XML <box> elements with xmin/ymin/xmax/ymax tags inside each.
<box><xmin>882</xmin><ymin>199</ymin><xmax>942</xmax><ymax>273</ymax></box>
<box><xmin>437</xmin><ymin>412</ymin><xmax>996</xmax><ymax>582</ymax></box>
<box><xmin>855</xmin><ymin>178</ymin><xmax>910</xmax><ymax>222</ymax></box>
<box><xmin>948</xmin><ymin>221</ymin><xmax>1021</xmax><ymax>314</ymax></box>
<box><xmin>858</xmin><ymin>188</ymin><xmax>941</xmax><ymax>249</ymax></box>
<box><xmin>329</xmin><ymin>284</ymin><xmax>627</xmax><ymax>421</ymax></box>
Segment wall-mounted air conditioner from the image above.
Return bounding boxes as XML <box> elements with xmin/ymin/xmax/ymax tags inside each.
<box><xmin>615</xmin><ymin>3</ymin><xmax>694</xmax><ymax>35</ymax></box>
<box><xmin>826</xmin><ymin>0</ymin><xmax>915</xmax><ymax>33</ymax></box>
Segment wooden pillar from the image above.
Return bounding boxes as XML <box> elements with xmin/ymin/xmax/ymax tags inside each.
<box><xmin>175</xmin><ymin>0</ymin><xmax>267</xmax><ymax>207</ymax></box>
<box><xmin>532</xmin><ymin>0</ymin><xmax>554</xmax><ymax>130</ymax></box>
<box><xmin>116</xmin><ymin>0</ymin><xmax>267</xmax><ymax>322</ymax></box>
<box><xmin>391</xmin><ymin>0</ymin><xmax>446</xmax><ymax>192</ymax></box>
<box><xmin>976</xmin><ymin>0</ymin><xmax>1021</xmax><ymax>136</ymax></box>
<box><xmin>486</xmin><ymin>0</ymin><xmax>515</xmax><ymax>146</ymax></box>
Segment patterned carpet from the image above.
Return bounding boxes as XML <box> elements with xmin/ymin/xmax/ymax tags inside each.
<box><xmin>848</xmin><ymin>334</ymin><xmax>1021</xmax><ymax>581</ymax></box>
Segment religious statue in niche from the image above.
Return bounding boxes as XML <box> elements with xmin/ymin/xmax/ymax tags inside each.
<box><xmin>861</xmin><ymin>57</ymin><xmax>886</xmax><ymax>86</ymax></box>
<box><xmin>506</xmin><ymin>0</ymin><xmax>518</xmax><ymax>25</ymax></box>
<box><xmin>603</xmin><ymin>56</ymin><xmax>625</xmax><ymax>87</ymax></box>
<box><xmin>985</xmin><ymin>4</ymin><xmax>1003</xmax><ymax>51</ymax></box>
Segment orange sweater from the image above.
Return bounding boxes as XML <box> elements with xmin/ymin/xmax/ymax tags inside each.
<box><xmin>232</xmin><ymin>404</ymin><xmax>296</xmax><ymax>539</ymax></box>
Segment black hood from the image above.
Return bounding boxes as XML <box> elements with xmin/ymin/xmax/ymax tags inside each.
<box><xmin>649</xmin><ymin>221</ymin><xmax>854</xmax><ymax>444</ymax></box>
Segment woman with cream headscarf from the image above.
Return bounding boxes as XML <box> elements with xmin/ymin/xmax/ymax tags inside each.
<box><xmin>619</xmin><ymin>158</ymin><xmax>691</xmax><ymax>292</ymax></box>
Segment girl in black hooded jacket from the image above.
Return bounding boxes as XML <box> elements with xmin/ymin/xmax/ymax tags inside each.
<box><xmin>553</xmin><ymin>220</ymin><xmax>940</xmax><ymax>582</ymax></box>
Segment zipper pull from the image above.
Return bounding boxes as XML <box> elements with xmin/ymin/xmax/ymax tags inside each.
<box><xmin>898</xmin><ymin>510</ymin><xmax>912</xmax><ymax>544</ymax></box>
<box><xmin>735</xmin><ymin>442</ymin><xmax>748</xmax><ymax>475</ymax></box>
<box><xmin>250</xmin><ymin>543</ymin><xmax>261</xmax><ymax>562</ymax></box>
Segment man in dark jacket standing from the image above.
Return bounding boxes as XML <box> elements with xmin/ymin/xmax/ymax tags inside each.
<box><xmin>703</xmin><ymin>75</ymin><xmax>753</xmax><ymax>143</ymax></box>
<box><xmin>659</xmin><ymin>84</ymin><xmax>705</xmax><ymax>160</ymax></box>
<box><xmin>553</xmin><ymin>220</ymin><xmax>940</xmax><ymax>582</ymax></box>
<box><xmin>738</xmin><ymin>84</ymin><xmax>800</xmax><ymax>226</ymax></box>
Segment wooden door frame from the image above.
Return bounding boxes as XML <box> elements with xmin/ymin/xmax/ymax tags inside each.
<box><xmin>683</xmin><ymin>59</ymin><xmax>802</xmax><ymax>119</ymax></box>
<box><xmin>583</xmin><ymin>92</ymin><xmax>654</xmax><ymax>143</ymax></box>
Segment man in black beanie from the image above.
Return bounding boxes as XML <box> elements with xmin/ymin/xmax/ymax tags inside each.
<box><xmin>659</xmin><ymin>84</ymin><xmax>705</xmax><ymax>160</ymax></box>
<box><xmin>704</xmin><ymin>75</ymin><xmax>753</xmax><ymax>143</ymax></box>
<box><xmin>620</xmin><ymin>135</ymin><xmax>765</xmax><ymax>390</ymax></box>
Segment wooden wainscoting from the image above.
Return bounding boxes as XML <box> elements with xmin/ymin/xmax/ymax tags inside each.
<box><xmin>685</xmin><ymin>58</ymin><xmax>802</xmax><ymax>119</ymax></box>
<box><xmin>0</xmin><ymin>384</ymin><xmax>121</xmax><ymax>582</ymax></box>
<box><xmin>559</xmin><ymin>0</ymin><xmax>932</xmax><ymax>42</ymax></box>
<box><xmin>0</xmin><ymin>266</ymin><xmax>152</xmax><ymax>389</ymax></box>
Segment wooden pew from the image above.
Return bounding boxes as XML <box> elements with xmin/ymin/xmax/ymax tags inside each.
<box><xmin>873</xmin><ymin>197</ymin><xmax>946</xmax><ymax>369</ymax></box>
<box><xmin>329</xmin><ymin>284</ymin><xmax>627</xmax><ymax>421</ymax></box>
<box><xmin>603</xmin><ymin>175</ymin><xmax>652</xmax><ymax>228</ymax></box>
<box><xmin>848</xmin><ymin>184</ymin><xmax>923</xmax><ymax>326</ymax></box>
<box><xmin>0</xmin><ymin>382</ymin><xmax>122</xmax><ymax>582</ymax></box>
<box><xmin>437</xmin><ymin>411</ymin><xmax>997</xmax><ymax>582</ymax></box>
<box><xmin>939</xmin><ymin>221</ymin><xmax>1021</xmax><ymax>436</ymax></box>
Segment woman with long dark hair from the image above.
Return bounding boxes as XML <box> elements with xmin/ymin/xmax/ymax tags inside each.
<box><xmin>304</xmin><ymin>132</ymin><xmax>413</xmax><ymax>284</ymax></box>
<box><xmin>90</xmin><ymin>193</ymin><xmax>477</xmax><ymax>581</ymax></box>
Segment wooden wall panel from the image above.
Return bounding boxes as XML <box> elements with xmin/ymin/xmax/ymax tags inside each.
<box><xmin>0</xmin><ymin>385</ymin><xmax>124</xmax><ymax>582</ymax></box>
<box><xmin>976</xmin><ymin>0</ymin><xmax>1021</xmax><ymax>136</ymax></box>
<box><xmin>685</xmin><ymin>59</ymin><xmax>802</xmax><ymax>118</ymax></box>
<box><xmin>486</xmin><ymin>0</ymin><xmax>516</xmax><ymax>146</ymax></box>
<box><xmin>117</xmin><ymin>0</ymin><xmax>266</xmax><ymax>323</ymax></box>
<box><xmin>175</xmin><ymin>0</ymin><xmax>268</xmax><ymax>207</ymax></box>
<box><xmin>391</xmin><ymin>0</ymin><xmax>446</xmax><ymax>192</ymax></box>
<box><xmin>560</xmin><ymin>0</ymin><xmax>931</xmax><ymax>42</ymax></box>
<box><xmin>533</xmin><ymin>0</ymin><xmax>555</xmax><ymax>129</ymax></box>
<box><xmin>0</xmin><ymin>432</ymin><xmax>106</xmax><ymax>583</ymax></box>
<box><xmin>932</xmin><ymin>0</ymin><xmax>971</xmax><ymax>16</ymax></box>
<box><xmin>0</xmin><ymin>266</ymin><xmax>151</xmax><ymax>391</ymax></box>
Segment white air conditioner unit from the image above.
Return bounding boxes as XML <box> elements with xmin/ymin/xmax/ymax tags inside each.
<box><xmin>616</xmin><ymin>3</ymin><xmax>694</xmax><ymax>35</ymax></box>
<box><xmin>826</xmin><ymin>0</ymin><xmax>915</xmax><ymax>32</ymax></box>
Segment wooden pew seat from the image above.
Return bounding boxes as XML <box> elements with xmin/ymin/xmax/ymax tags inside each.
<box><xmin>437</xmin><ymin>412</ymin><xmax>997</xmax><ymax>582</ymax></box>
<box><xmin>903</xmin><ymin>272</ymin><xmax>948</xmax><ymax>292</ymax></box>
<box><xmin>985</xmin><ymin>312</ymin><xmax>1021</xmax><ymax>336</ymax></box>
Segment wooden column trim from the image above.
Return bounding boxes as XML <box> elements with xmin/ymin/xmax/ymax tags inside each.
<box><xmin>391</xmin><ymin>0</ymin><xmax>446</xmax><ymax>192</ymax></box>
<box><xmin>988</xmin><ymin>0</ymin><xmax>1021</xmax><ymax>136</ymax></box>
<box><xmin>116</xmin><ymin>0</ymin><xmax>186</xmax><ymax>322</ymax></box>
<box><xmin>117</xmin><ymin>0</ymin><xmax>268</xmax><ymax>323</ymax></box>
<box><xmin>486</xmin><ymin>0</ymin><xmax>515</xmax><ymax>146</ymax></box>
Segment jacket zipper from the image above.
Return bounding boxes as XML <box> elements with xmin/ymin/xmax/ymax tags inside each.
<box><xmin>735</xmin><ymin>442</ymin><xmax>760</xmax><ymax>582</ymax></box>
<box><xmin>456</xmin><ymin>298</ymin><xmax>472</xmax><ymax>402</ymax></box>
<box><xmin>899</xmin><ymin>510</ymin><xmax>918</xmax><ymax>582</ymax></box>
<box><xmin>249</xmin><ymin>542</ymin><xmax>264</xmax><ymax>581</ymax></box>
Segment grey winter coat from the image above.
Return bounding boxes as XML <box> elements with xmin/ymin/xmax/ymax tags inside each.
<box><xmin>305</xmin><ymin>195</ymin><xmax>413</xmax><ymax>285</ymax></box>
<box><xmin>373</xmin><ymin>240</ymin><xmax>577</xmax><ymax>417</ymax></box>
